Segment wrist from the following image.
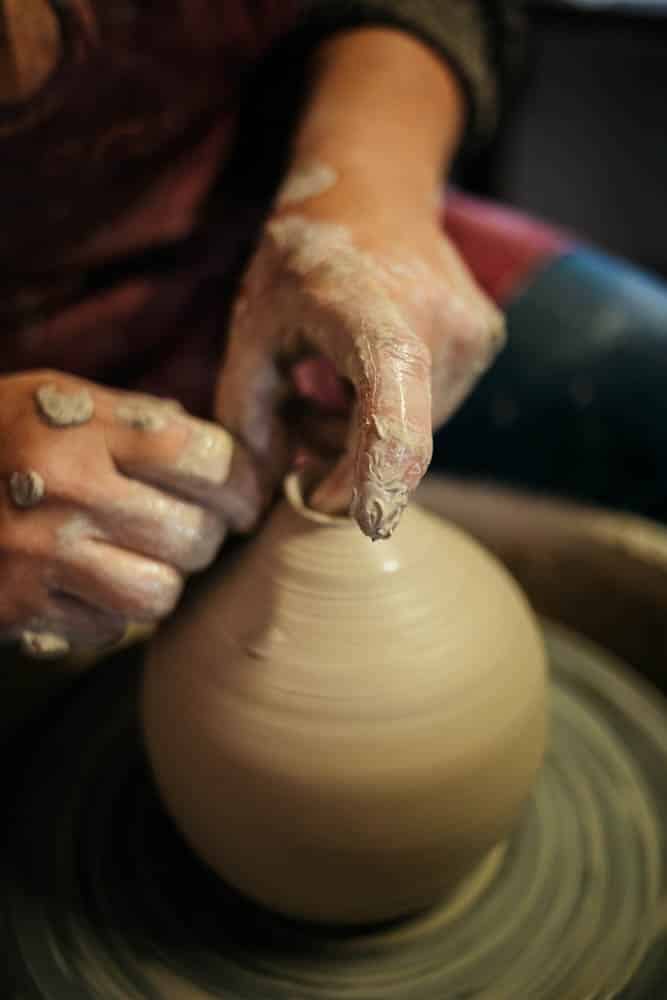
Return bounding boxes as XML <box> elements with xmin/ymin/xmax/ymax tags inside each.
<box><xmin>275</xmin><ymin>156</ymin><xmax>438</xmax><ymax>226</ymax></box>
<box><xmin>288</xmin><ymin>28</ymin><xmax>465</xmax><ymax>200</ymax></box>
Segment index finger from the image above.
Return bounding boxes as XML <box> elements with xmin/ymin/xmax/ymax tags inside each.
<box><xmin>349</xmin><ymin>331</ymin><xmax>433</xmax><ymax>539</ymax></box>
<box><xmin>301</xmin><ymin>296</ymin><xmax>434</xmax><ymax>539</ymax></box>
<box><xmin>100</xmin><ymin>392</ymin><xmax>264</xmax><ymax>533</ymax></box>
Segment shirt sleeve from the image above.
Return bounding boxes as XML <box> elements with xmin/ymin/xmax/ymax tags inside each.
<box><xmin>294</xmin><ymin>0</ymin><xmax>525</xmax><ymax>147</ymax></box>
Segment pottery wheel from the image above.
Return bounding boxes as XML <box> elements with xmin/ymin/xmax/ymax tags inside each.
<box><xmin>2</xmin><ymin>623</ymin><xmax>667</xmax><ymax>999</ymax></box>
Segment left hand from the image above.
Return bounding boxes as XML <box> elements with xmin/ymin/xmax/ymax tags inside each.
<box><xmin>216</xmin><ymin>166</ymin><xmax>505</xmax><ymax>540</ymax></box>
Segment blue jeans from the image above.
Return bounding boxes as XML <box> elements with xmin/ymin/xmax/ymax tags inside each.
<box><xmin>432</xmin><ymin>248</ymin><xmax>667</xmax><ymax>523</ymax></box>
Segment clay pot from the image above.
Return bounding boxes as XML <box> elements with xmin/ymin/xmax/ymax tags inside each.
<box><xmin>141</xmin><ymin>475</ymin><xmax>547</xmax><ymax>925</ymax></box>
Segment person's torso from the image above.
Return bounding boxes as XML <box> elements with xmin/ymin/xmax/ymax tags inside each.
<box><xmin>0</xmin><ymin>0</ymin><xmax>296</xmax><ymax>270</ymax></box>
<box><xmin>0</xmin><ymin>0</ymin><xmax>296</xmax><ymax>411</ymax></box>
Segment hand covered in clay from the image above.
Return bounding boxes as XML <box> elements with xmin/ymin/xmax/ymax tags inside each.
<box><xmin>0</xmin><ymin>372</ymin><xmax>261</xmax><ymax>658</ymax></box>
<box><xmin>217</xmin><ymin>30</ymin><xmax>504</xmax><ymax>540</ymax></box>
<box><xmin>219</xmin><ymin>177</ymin><xmax>503</xmax><ymax>540</ymax></box>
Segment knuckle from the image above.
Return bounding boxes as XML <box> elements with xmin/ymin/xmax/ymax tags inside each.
<box><xmin>358</xmin><ymin>333</ymin><xmax>432</xmax><ymax>391</ymax></box>
<box><xmin>4</xmin><ymin>438</ymin><xmax>101</xmax><ymax>511</ymax></box>
<box><xmin>391</xmin><ymin>335</ymin><xmax>432</xmax><ymax>377</ymax></box>
<box><xmin>445</xmin><ymin>301</ymin><xmax>506</xmax><ymax>372</ymax></box>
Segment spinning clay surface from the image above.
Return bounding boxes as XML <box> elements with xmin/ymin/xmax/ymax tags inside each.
<box><xmin>142</xmin><ymin>475</ymin><xmax>547</xmax><ymax>925</ymax></box>
<box><xmin>3</xmin><ymin>624</ymin><xmax>666</xmax><ymax>999</ymax></box>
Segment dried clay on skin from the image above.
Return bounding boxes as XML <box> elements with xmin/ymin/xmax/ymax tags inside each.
<box><xmin>176</xmin><ymin>423</ymin><xmax>234</xmax><ymax>486</ymax></box>
<box><xmin>56</xmin><ymin>514</ymin><xmax>99</xmax><ymax>552</ymax></box>
<box><xmin>277</xmin><ymin>161</ymin><xmax>338</xmax><ymax>207</ymax></box>
<box><xmin>267</xmin><ymin>216</ymin><xmax>432</xmax><ymax>539</ymax></box>
<box><xmin>351</xmin><ymin>422</ymin><xmax>432</xmax><ymax>541</ymax></box>
<box><xmin>106</xmin><ymin>485</ymin><xmax>224</xmax><ymax>573</ymax></box>
<box><xmin>115</xmin><ymin>401</ymin><xmax>167</xmax><ymax>433</ymax></box>
<box><xmin>35</xmin><ymin>384</ymin><xmax>94</xmax><ymax>427</ymax></box>
<box><xmin>9</xmin><ymin>470</ymin><xmax>45</xmax><ymax>508</ymax></box>
<box><xmin>115</xmin><ymin>394</ymin><xmax>184</xmax><ymax>432</ymax></box>
<box><xmin>20</xmin><ymin>629</ymin><xmax>70</xmax><ymax>659</ymax></box>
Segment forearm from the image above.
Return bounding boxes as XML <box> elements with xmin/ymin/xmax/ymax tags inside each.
<box><xmin>223</xmin><ymin>25</ymin><xmax>505</xmax><ymax>539</ymax></box>
<box><xmin>287</xmin><ymin>28</ymin><xmax>466</xmax><ymax>203</ymax></box>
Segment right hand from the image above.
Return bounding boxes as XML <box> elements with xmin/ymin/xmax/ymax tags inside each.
<box><xmin>0</xmin><ymin>371</ymin><xmax>264</xmax><ymax>659</ymax></box>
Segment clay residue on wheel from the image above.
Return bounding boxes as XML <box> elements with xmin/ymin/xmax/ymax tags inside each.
<box><xmin>35</xmin><ymin>384</ymin><xmax>94</xmax><ymax>427</ymax></box>
<box><xmin>9</xmin><ymin>470</ymin><xmax>45</xmax><ymax>509</ymax></box>
<box><xmin>20</xmin><ymin>630</ymin><xmax>70</xmax><ymax>659</ymax></box>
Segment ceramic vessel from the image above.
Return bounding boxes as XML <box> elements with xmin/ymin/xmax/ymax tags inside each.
<box><xmin>141</xmin><ymin>475</ymin><xmax>547</xmax><ymax>925</ymax></box>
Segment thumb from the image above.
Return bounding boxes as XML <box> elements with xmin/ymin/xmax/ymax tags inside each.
<box><xmin>215</xmin><ymin>296</ymin><xmax>291</xmax><ymax>505</ymax></box>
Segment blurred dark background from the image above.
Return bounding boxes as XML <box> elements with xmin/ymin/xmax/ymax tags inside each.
<box><xmin>466</xmin><ymin>0</ymin><xmax>667</xmax><ymax>278</ymax></box>
<box><xmin>435</xmin><ymin>0</ymin><xmax>667</xmax><ymax>525</ymax></box>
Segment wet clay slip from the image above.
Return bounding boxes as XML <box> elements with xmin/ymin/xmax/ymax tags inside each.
<box><xmin>142</xmin><ymin>474</ymin><xmax>547</xmax><ymax>925</ymax></box>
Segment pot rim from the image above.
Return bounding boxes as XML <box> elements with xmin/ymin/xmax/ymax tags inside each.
<box><xmin>283</xmin><ymin>469</ymin><xmax>352</xmax><ymax>528</ymax></box>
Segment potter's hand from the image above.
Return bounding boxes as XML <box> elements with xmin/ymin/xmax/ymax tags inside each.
<box><xmin>217</xmin><ymin>29</ymin><xmax>504</xmax><ymax>540</ymax></box>
<box><xmin>0</xmin><ymin>372</ymin><xmax>261</xmax><ymax>658</ymax></box>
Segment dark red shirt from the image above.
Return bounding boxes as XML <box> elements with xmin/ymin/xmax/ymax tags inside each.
<box><xmin>0</xmin><ymin>0</ymin><xmax>297</xmax><ymax>414</ymax></box>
